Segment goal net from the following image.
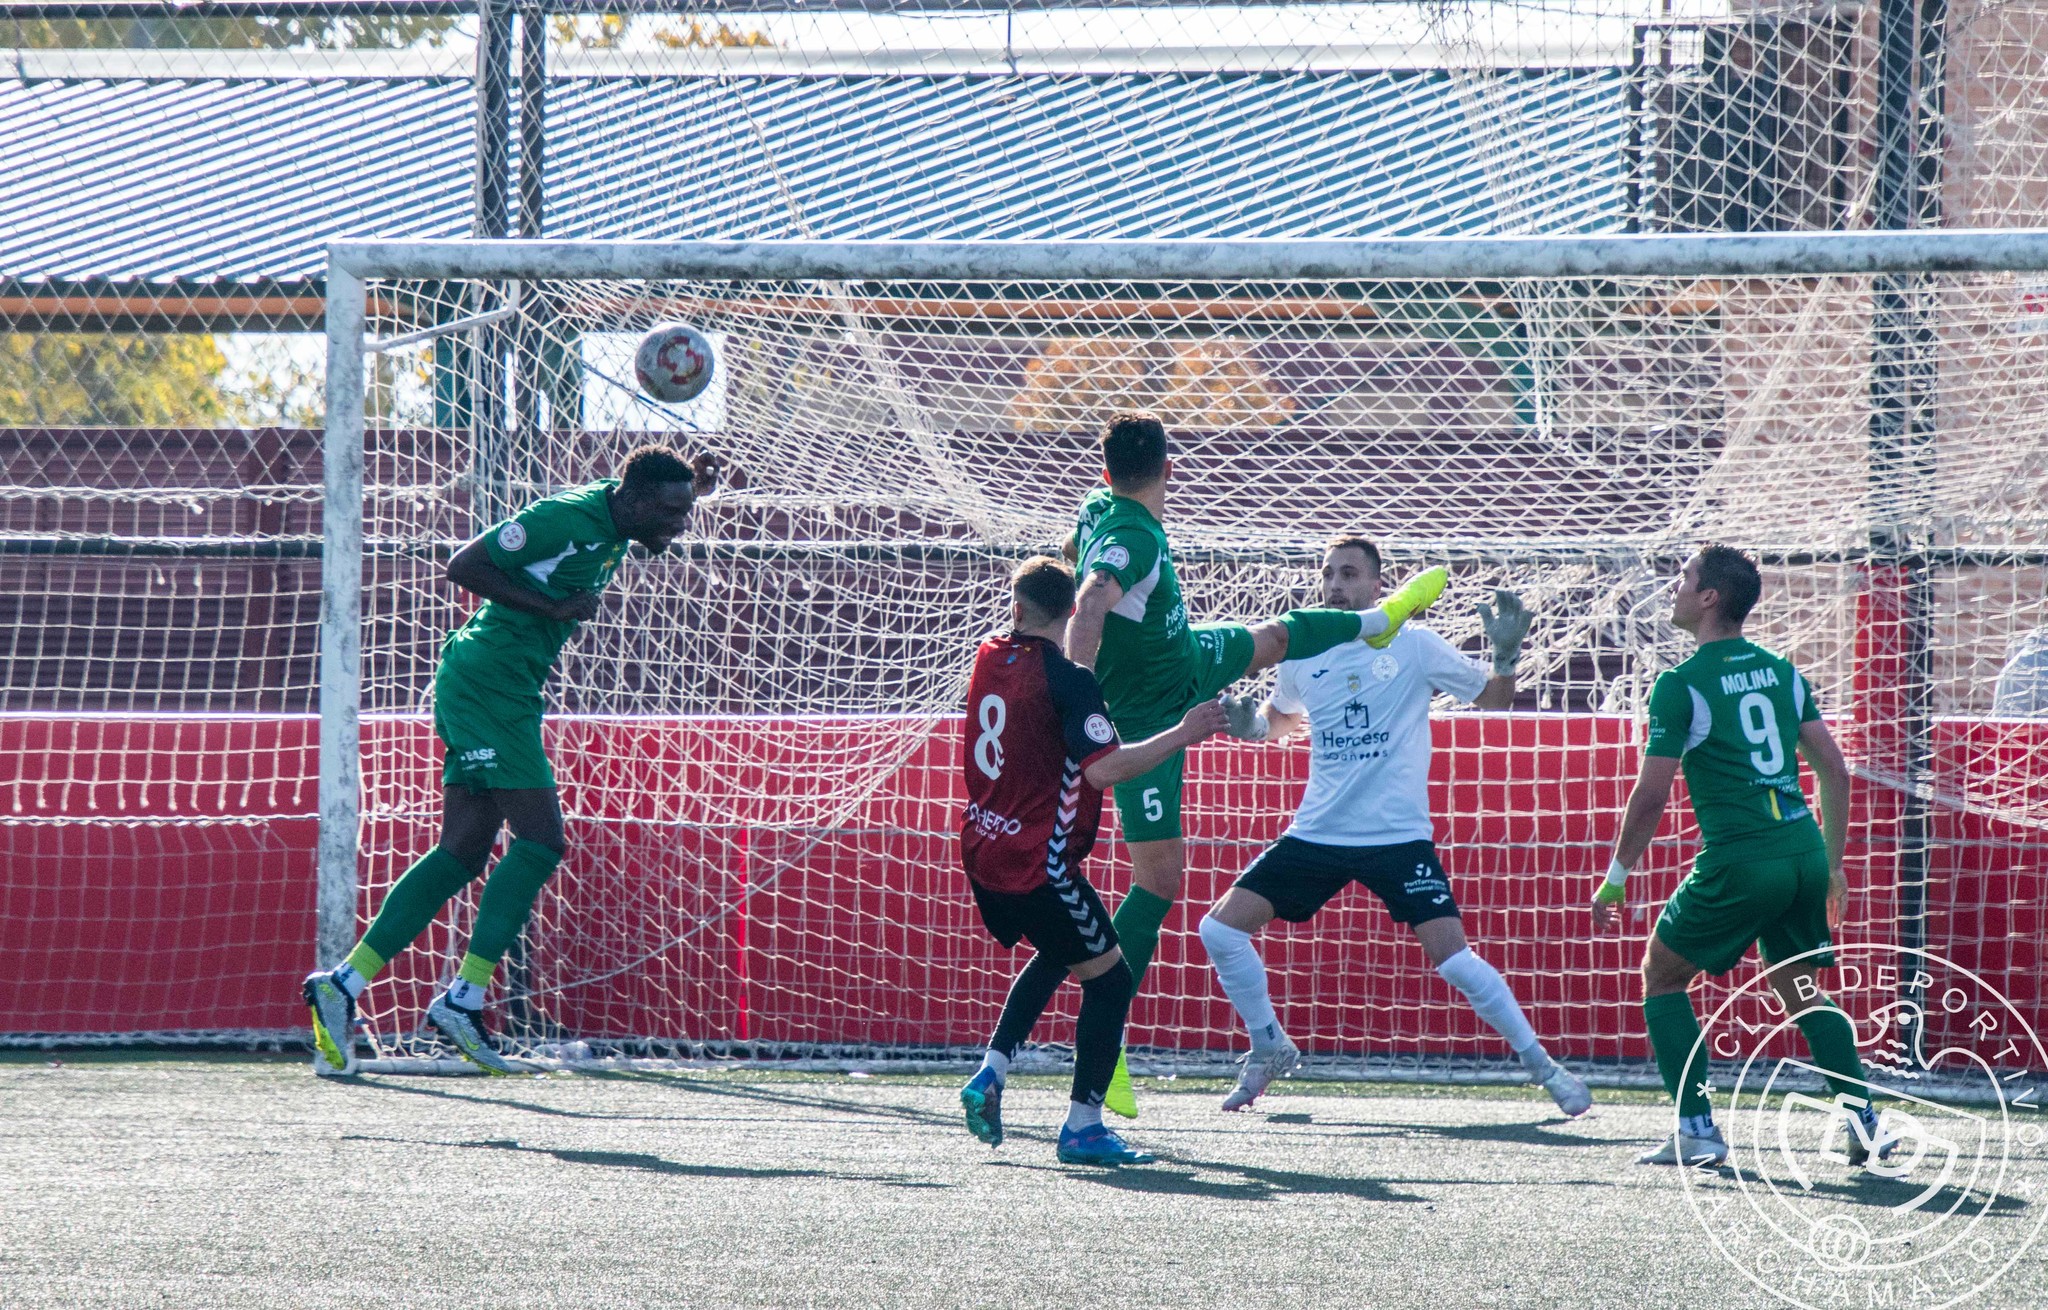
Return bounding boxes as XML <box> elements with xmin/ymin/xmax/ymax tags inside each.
<box><xmin>323</xmin><ymin>234</ymin><xmax>2048</xmax><ymax>1078</ymax></box>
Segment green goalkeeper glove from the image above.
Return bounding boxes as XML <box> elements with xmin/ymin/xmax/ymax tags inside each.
<box><xmin>1363</xmin><ymin>566</ymin><xmax>1449</xmax><ymax>649</ymax></box>
<box><xmin>1475</xmin><ymin>589</ymin><xmax>1532</xmax><ymax>675</ymax></box>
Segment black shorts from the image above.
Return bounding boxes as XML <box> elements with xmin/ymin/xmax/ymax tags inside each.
<box><xmin>1235</xmin><ymin>836</ymin><xmax>1460</xmax><ymax>926</ymax></box>
<box><xmin>971</xmin><ymin>875</ymin><xmax>1120</xmax><ymax>969</ymax></box>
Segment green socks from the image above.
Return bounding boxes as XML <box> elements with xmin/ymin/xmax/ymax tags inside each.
<box><xmin>1279</xmin><ymin>609</ymin><xmax>1365</xmax><ymax>661</ymax></box>
<box><xmin>1111</xmin><ymin>885</ymin><xmax>1174</xmax><ymax>986</ymax></box>
<box><xmin>342</xmin><ymin>942</ymin><xmax>387</xmax><ymax>984</ymax></box>
<box><xmin>1795</xmin><ymin>1004</ymin><xmax>1868</xmax><ymax>1100</ymax></box>
<box><xmin>356</xmin><ymin>846</ymin><xmax>478</xmax><ymax>969</ymax></box>
<box><xmin>465</xmin><ymin>839</ymin><xmax>562</xmax><ymax>967</ymax></box>
<box><xmin>1643</xmin><ymin>991</ymin><xmax>1715</xmax><ymax>1120</ymax></box>
<box><xmin>347</xmin><ymin>840</ymin><xmax>561</xmax><ymax>989</ymax></box>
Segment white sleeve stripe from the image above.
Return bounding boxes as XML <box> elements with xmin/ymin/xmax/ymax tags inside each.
<box><xmin>1685</xmin><ymin>685</ymin><xmax>1712</xmax><ymax>753</ymax></box>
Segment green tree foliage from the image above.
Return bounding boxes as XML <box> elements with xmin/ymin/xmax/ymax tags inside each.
<box><xmin>551</xmin><ymin>12</ymin><xmax>772</xmax><ymax>50</ymax></box>
<box><xmin>5</xmin><ymin>14</ymin><xmax>459</xmax><ymax>50</ymax></box>
<box><xmin>0</xmin><ymin>334</ymin><xmax>229</xmax><ymax>426</ymax></box>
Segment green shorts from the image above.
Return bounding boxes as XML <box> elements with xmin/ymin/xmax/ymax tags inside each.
<box><xmin>1654</xmin><ymin>842</ymin><xmax>1834</xmax><ymax>977</ymax></box>
<box><xmin>1110</xmin><ymin>623</ymin><xmax>1257</xmax><ymax>843</ymax></box>
<box><xmin>433</xmin><ymin>662</ymin><xmax>555</xmax><ymax>793</ymax></box>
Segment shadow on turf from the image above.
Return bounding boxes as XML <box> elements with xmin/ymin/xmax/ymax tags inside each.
<box><xmin>1328</xmin><ymin>1117</ymin><xmax>1602</xmax><ymax>1149</ymax></box>
<box><xmin>339</xmin><ymin>1076</ymin><xmax>1627</xmax><ymax>1203</ymax></box>
<box><xmin>343</xmin><ymin>1075</ymin><xmax>681</xmax><ymax>1122</ymax></box>
<box><xmin>1682</xmin><ymin>1163</ymin><xmax>2032</xmax><ymax>1217</ymax></box>
<box><xmin>628</xmin><ymin>1079</ymin><xmax>1624</xmax><ymax>1203</ymax></box>
<box><xmin>339</xmin><ymin>1134</ymin><xmax>948</xmax><ymax>1189</ymax></box>
<box><xmin>989</xmin><ymin>1154</ymin><xmax>1438</xmax><ymax>1203</ymax></box>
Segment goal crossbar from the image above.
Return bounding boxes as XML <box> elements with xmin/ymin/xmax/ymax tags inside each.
<box><xmin>327</xmin><ymin>230</ymin><xmax>2048</xmax><ymax>285</ymax></box>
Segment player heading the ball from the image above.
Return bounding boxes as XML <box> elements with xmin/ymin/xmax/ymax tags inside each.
<box><xmin>1062</xmin><ymin>411</ymin><xmax>1447</xmax><ymax>1116</ymax></box>
<box><xmin>1199</xmin><ymin>537</ymin><xmax>1591</xmax><ymax>1117</ymax></box>
<box><xmin>1592</xmin><ymin>546</ymin><xmax>1889</xmax><ymax>1168</ymax></box>
<box><xmin>957</xmin><ymin>557</ymin><xmax>1229</xmax><ymax>1166</ymax></box>
<box><xmin>303</xmin><ymin>445</ymin><xmax>721</xmax><ymax>1076</ymax></box>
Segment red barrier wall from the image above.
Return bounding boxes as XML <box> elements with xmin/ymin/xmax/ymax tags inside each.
<box><xmin>1</xmin><ymin>713</ymin><xmax>2039</xmax><ymax>1058</ymax></box>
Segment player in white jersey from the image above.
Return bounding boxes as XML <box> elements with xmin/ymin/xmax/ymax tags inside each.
<box><xmin>1199</xmin><ymin>536</ymin><xmax>1592</xmax><ymax>1116</ymax></box>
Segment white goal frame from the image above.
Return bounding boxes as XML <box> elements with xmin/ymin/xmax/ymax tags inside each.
<box><xmin>318</xmin><ymin>230</ymin><xmax>2048</xmax><ymax>1068</ymax></box>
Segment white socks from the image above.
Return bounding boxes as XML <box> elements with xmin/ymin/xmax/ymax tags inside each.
<box><xmin>444</xmin><ymin>978</ymin><xmax>486</xmax><ymax>1010</ymax></box>
<box><xmin>1065</xmin><ymin>1101</ymin><xmax>1103</xmax><ymax>1132</ymax></box>
<box><xmin>331</xmin><ymin>963</ymin><xmax>368</xmax><ymax>1001</ymax></box>
<box><xmin>1435</xmin><ymin>948</ymin><xmax>1542</xmax><ymax>1065</ymax></box>
<box><xmin>979</xmin><ymin>1048</ymin><xmax>1011</xmax><ymax>1084</ymax></box>
<box><xmin>1682</xmin><ymin>1113</ymin><xmax>1718</xmax><ymax>1139</ymax></box>
<box><xmin>1199</xmin><ymin>915</ymin><xmax>1284</xmax><ymax>1051</ymax></box>
<box><xmin>1201</xmin><ymin>923</ymin><xmax>1549</xmax><ymax>1083</ymax></box>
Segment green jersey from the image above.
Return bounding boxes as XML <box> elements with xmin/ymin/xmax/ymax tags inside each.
<box><xmin>1644</xmin><ymin>638</ymin><xmax>1825</xmax><ymax>858</ymax></box>
<box><xmin>1072</xmin><ymin>486</ymin><xmax>1199</xmax><ymax>730</ymax></box>
<box><xmin>440</xmin><ymin>479</ymin><xmax>632</xmax><ymax>691</ymax></box>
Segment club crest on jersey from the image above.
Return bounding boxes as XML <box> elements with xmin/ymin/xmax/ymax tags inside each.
<box><xmin>497</xmin><ymin>522</ymin><xmax>527</xmax><ymax>552</ymax></box>
<box><xmin>1102</xmin><ymin>544</ymin><xmax>1130</xmax><ymax>570</ymax></box>
<box><xmin>1371</xmin><ymin>653</ymin><xmax>1399</xmax><ymax>682</ymax></box>
<box><xmin>1084</xmin><ymin>713</ymin><xmax>1114</xmax><ymax>744</ymax></box>
<box><xmin>1346</xmin><ymin>672</ymin><xmax>1362</xmax><ymax>693</ymax></box>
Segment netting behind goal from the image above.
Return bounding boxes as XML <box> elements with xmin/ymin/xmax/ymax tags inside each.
<box><xmin>331</xmin><ymin>244</ymin><xmax>2045</xmax><ymax>1076</ymax></box>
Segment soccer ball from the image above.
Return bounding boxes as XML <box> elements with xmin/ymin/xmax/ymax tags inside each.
<box><xmin>634</xmin><ymin>322</ymin><xmax>714</xmax><ymax>404</ymax></box>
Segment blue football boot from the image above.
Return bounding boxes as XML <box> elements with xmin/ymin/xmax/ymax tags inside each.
<box><xmin>1056</xmin><ymin>1123</ymin><xmax>1156</xmax><ymax>1167</ymax></box>
<box><xmin>960</xmin><ymin>1067</ymin><xmax>1004</xmax><ymax>1147</ymax></box>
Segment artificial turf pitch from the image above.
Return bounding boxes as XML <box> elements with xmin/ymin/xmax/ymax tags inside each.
<box><xmin>1</xmin><ymin>1056</ymin><xmax>2041</xmax><ymax>1309</ymax></box>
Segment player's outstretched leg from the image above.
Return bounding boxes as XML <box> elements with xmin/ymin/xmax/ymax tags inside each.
<box><xmin>1432</xmin><ymin>945</ymin><xmax>1590</xmax><ymax>1118</ymax></box>
<box><xmin>1362</xmin><ymin>566</ymin><xmax>1448</xmax><ymax>649</ymax></box>
<box><xmin>1246</xmin><ymin>566</ymin><xmax>1454</xmax><ymax>679</ymax></box>
<box><xmin>962</xmin><ymin>951</ymin><xmax>1067</xmax><ymax>1147</ymax></box>
<box><xmin>1198</xmin><ymin>914</ymin><xmax>1300</xmax><ymax>1110</ymax></box>
<box><xmin>1057</xmin><ymin>958</ymin><xmax>1155</xmax><ymax>1167</ymax></box>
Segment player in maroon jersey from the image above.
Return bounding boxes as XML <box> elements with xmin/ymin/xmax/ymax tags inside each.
<box><xmin>958</xmin><ymin>556</ymin><xmax>1228</xmax><ymax>1166</ymax></box>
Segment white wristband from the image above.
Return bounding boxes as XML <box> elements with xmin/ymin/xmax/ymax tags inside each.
<box><xmin>1604</xmin><ymin>858</ymin><xmax>1630</xmax><ymax>890</ymax></box>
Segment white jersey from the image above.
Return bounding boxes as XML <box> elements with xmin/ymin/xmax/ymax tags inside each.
<box><xmin>1267</xmin><ymin>624</ymin><xmax>1491</xmax><ymax>847</ymax></box>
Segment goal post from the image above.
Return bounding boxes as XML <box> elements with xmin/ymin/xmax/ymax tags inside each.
<box><xmin>320</xmin><ymin>232</ymin><xmax>2048</xmax><ymax>1081</ymax></box>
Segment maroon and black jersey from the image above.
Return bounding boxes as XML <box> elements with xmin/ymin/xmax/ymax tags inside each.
<box><xmin>959</xmin><ymin>633</ymin><xmax>1122</xmax><ymax>895</ymax></box>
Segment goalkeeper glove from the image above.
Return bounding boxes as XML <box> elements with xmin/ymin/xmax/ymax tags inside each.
<box><xmin>1475</xmin><ymin>589</ymin><xmax>1533</xmax><ymax>675</ymax></box>
<box><xmin>1219</xmin><ymin>694</ymin><xmax>1269</xmax><ymax>741</ymax></box>
<box><xmin>1361</xmin><ymin>566</ymin><xmax>1449</xmax><ymax>649</ymax></box>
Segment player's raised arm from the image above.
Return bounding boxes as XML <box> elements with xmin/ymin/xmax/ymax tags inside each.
<box><xmin>1797</xmin><ymin>716</ymin><xmax>1852</xmax><ymax>928</ymax></box>
<box><xmin>1471</xmin><ymin>589</ymin><xmax>1532</xmax><ymax>710</ymax></box>
<box><xmin>1066</xmin><ymin>568</ymin><xmax>1124</xmax><ymax>671</ymax></box>
<box><xmin>446</xmin><ymin>536</ymin><xmax>599</xmax><ymax>624</ymax></box>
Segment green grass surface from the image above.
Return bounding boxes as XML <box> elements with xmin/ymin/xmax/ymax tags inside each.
<box><xmin>1</xmin><ymin>1059</ymin><xmax>2040</xmax><ymax>1309</ymax></box>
